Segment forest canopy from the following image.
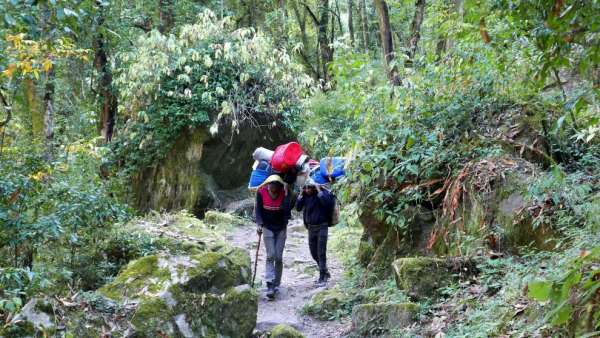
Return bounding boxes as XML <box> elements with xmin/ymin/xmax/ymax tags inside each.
<box><xmin>0</xmin><ymin>0</ymin><xmax>598</xmax><ymax>337</ymax></box>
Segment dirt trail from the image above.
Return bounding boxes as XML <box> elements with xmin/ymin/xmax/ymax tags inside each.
<box><xmin>226</xmin><ymin>218</ymin><xmax>350</xmax><ymax>338</ymax></box>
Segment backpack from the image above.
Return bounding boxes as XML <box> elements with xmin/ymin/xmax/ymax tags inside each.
<box><xmin>330</xmin><ymin>195</ymin><xmax>340</xmax><ymax>227</ymax></box>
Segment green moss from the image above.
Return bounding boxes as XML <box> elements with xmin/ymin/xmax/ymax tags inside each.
<box><xmin>131</xmin><ymin>298</ymin><xmax>175</xmax><ymax>335</ymax></box>
<box><xmin>351</xmin><ymin>302</ymin><xmax>418</xmax><ymax>336</ymax></box>
<box><xmin>303</xmin><ymin>289</ymin><xmax>349</xmax><ymax>320</ymax></box>
<box><xmin>184</xmin><ymin>252</ymin><xmax>247</xmax><ymax>292</ymax></box>
<box><xmin>170</xmin><ymin>285</ymin><xmax>257</xmax><ymax>338</ymax></box>
<box><xmin>392</xmin><ymin>257</ymin><xmax>450</xmax><ymax>299</ymax></box>
<box><xmin>204</xmin><ymin>210</ymin><xmax>246</xmax><ymax>227</ymax></box>
<box><xmin>98</xmin><ymin>255</ymin><xmax>170</xmax><ymax>301</ymax></box>
<box><xmin>132</xmin><ymin>129</ymin><xmax>210</xmax><ymax>215</ymax></box>
<box><xmin>269</xmin><ymin>324</ymin><xmax>305</xmax><ymax>338</ymax></box>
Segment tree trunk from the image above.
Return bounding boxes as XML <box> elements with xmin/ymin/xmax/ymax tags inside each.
<box><xmin>335</xmin><ymin>0</ymin><xmax>343</xmax><ymax>34</ymax></box>
<box><xmin>23</xmin><ymin>79</ymin><xmax>44</xmax><ymax>143</ymax></box>
<box><xmin>373</xmin><ymin>0</ymin><xmax>399</xmax><ymax>84</ymax></box>
<box><xmin>318</xmin><ymin>0</ymin><xmax>333</xmax><ymax>82</ymax></box>
<box><xmin>348</xmin><ymin>0</ymin><xmax>355</xmax><ymax>46</ymax></box>
<box><xmin>407</xmin><ymin>0</ymin><xmax>426</xmax><ymax>59</ymax></box>
<box><xmin>291</xmin><ymin>2</ymin><xmax>320</xmax><ymax>79</ymax></box>
<box><xmin>43</xmin><ymin>69</ymin><xmax>55</xmax><ymax>159</ymax></box>
<box><xmin>94</xmin><ymin>8</ymin><xmax>117</xmax><ymax>143</ymax></box>
<box><xmin>158</xmin><ymin>0</ymin><xmax>174</xmax><ymax>34</ymax></box>
<box><xmin>41</xmin><ymin>2</ymin><xmax>54</xmax><ymax>159</ymax></box>
<box><xmin>359</xmin><ymin>0</ymin><xmax>369</xmax><ymax>51</ymax></box>
<box><xmin>435</xmin><ymin>0</ymin><xmax>462</xmax><ymax>58</ymax></box>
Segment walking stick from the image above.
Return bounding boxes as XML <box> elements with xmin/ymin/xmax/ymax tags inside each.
<box><xmin>252</xmin><ymin>230</ymin><xmax>262</xmax><ymax>287</ymax></box>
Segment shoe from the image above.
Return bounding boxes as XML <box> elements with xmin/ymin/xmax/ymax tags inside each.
<box><xmin>315</xmin><ymin>271</ymin><xmax>327</xmax><ymax>287</ymax></box>
<box><xmin>266</xmin><ymin>282</ymin><xmax>275</xmax><ymax>300</ymax></box>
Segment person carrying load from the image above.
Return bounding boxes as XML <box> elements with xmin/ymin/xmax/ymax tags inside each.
<box><xmin>255</xmin><ymin>175</ymin><xmax>292</xmax><ymax>300</ymax></box>
<box><xmin>295</xmin><ymin>178</ymin><xmax>335</xmax><ymax>286</ymax></box>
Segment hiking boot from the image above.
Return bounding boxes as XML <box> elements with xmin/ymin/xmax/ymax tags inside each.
<box><xmin>315</xmin><ymin>271</ymin><xmax>328</xmax><ymax>287</ymax></box>
<box><xmin>266</xmin><ymin>282</ymin><xmax>275</xmax><ymax>300</ymax></box>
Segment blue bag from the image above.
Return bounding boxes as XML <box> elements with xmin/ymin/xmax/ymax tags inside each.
<box><xmin>248</xmin><ymin>160</ymin><xmax>272</xmax><ymax>189</ymax></box>
<box><xmin>319</xmin><ymin>157</ymin><xmax>346</xmax><ymax>179</ymax></box>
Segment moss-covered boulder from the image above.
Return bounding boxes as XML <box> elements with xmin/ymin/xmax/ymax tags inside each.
<box><xmin>133</xmin><ymin>123</ymin><xmax>291</xmax><ymax>217</ymax></box>
<box><xmin>358</xmin><ymin>205</ymin><xmax>436</xmax><ymax>277</ymax></box>
<box><xmin>392</xmin><ymin>257</ymin><xmax>450</xmax><ymax>299</ymax></box>
<box><xmin>392</xmin><ymin>256</ymin><xmax>478</xmax><ymax>299</ymax></box>
<box><xmin>430</xmin><ymin>156</ymin><xmax>554</xmax><ymax>255</ymax></box>
<box><xmin>303</xmin><ymin>289</ymin><xmax>350</xmax><ymax>320</ymax></box>
<box><xmin>269</xmin><ymin>324</ymin><xmax>306</xmax><ymax>338</ymax></box>
<box><xmin>1</xmin><ymin>298</ymin><xmax>57</xmax><ymax>337</ymax></box>
<box><xmin>351</xmin><ymin>302</ymin><xmax>418</xmax><ymax>337</ymax></box>
<box><xmin>97</xmin><ymin>249</ymin><xmax>257</xmax><ymax>337</ymax></box>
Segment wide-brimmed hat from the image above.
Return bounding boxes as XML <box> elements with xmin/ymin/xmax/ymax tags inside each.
<box><xmin>304</xmin><ymin>177</ymin><xmax>318</xmax><ymax>188</ymax></box>
<box><xmin>260</xmin><ymin>174</ymin><xmax>285</xmax><ymax>188</ymax></box>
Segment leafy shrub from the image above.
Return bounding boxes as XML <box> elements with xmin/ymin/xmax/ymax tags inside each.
<box><xmin>111</xmin><ymin>10</ymin><xmax>312</xmax><ymax>173</ymax></box>
<box><xmin>528</xmin><ymin>247</ymin><xmax>600</xmax><ymax>335</ymax></box>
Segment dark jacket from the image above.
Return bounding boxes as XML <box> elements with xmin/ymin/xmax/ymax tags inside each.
<box><xmin>255</xmin><ymin>189</ymin><xmax>291</xmax><ymax>232</ymax></box>
<box><xmin>295</xmin><ymin>189</ymin><xmax>335</xmax><ymax>226</ymax></box>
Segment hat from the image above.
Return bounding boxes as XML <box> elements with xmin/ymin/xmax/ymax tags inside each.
<box><xmin>304</xmin><ymin>177</ymin><xmax>317</xmax><ymax>187</ymax></box>
<box><xmin>260</xmin><ymin>174</ymin><xmax>285</xmax><ymax>188</ymax></box>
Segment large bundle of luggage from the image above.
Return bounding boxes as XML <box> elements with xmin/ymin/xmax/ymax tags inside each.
<box><xmin>248</xmin><ymin>142</ymin><xmax>347</xmax><ymax>189</ymax></box>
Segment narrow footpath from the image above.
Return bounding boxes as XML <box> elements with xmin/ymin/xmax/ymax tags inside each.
<box><xmin>227</xmin><ymin>218</ymin><xmax>350</xmax><ymax>337</ymax></box>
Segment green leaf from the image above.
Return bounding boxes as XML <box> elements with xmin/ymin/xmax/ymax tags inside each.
<box><xmin>4</xmin><ymin>13</ymin><xmax>16</xmax><ymax>26</ymax></box>
<box><xmin>550</xmin><ymin>303</ymin><xmax>572</xmax><ymax>326</ymax></box>
<box><xmin>528</xmin><ymin>280</ymin><xmax>552</xmax><ymax>301</ymax></box>
<box><xmin>63</xmin><ymin>8</ymin><xmax>78</xmax><ymax>17</ymax></box>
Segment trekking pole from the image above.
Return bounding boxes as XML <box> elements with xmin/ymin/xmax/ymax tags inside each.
<box><xmin>252</xmin><ymin>230</ymin><xmax>262</xmax><ymax>287</ymax></box>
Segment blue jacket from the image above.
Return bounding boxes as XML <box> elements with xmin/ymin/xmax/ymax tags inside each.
<box><xmin>295</xmin><ymin>189</ymin><xmax>335</xmax><ymax>226</ymax></box>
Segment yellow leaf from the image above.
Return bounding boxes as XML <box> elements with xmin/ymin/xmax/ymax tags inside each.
<box><xmin>43</xmin><ymin>59</ymin><xmax>53</xmax><ymax>72</ymax></box>
<box><xmin>21</xmin><ymin>61</ymin><xmax>32</xmax><ymax>74</ymax></box>
<box><xmin>2</xmin><ymin>64</ymin><xmax>16</xmax><ymax>78</ymax></box>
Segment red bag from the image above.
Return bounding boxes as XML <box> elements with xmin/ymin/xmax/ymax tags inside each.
<box><xmin>271</xmin><ymin>142</ymin><xmax>305</xmax><ymax>173</ymax></box>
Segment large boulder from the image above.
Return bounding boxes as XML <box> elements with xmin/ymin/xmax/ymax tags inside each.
<box><xmin>1</xmin><ymin>298</ymin><xmax>57</xmax><ymax>337</ymax></box>
<box><xmin>96</xmin><ymin>250</ymin><xmax>256</xmax><ymax>337</ymax></box>
<box><xmin>357</xmin><ymin>205</ymin><xmax>436</xmax><ymax>278</ymax></box>
<box><xmin>351</xmin><ymin>302</ymin><xmax>418</xmax><ymax>337</ymax></box>
<box><xmin>392</xmin><ymin>256</ymin><xmax>479</xmax><ymax>299</ymax></box>
<box><xmin>133</xmin><ymin>125</ymin><xmax>290</xmax><ymax>217</ymax></box>
<box><xmin>430</xmin><ymin>156</ymin><xmax>554</xmax><ymax>254</ymax></box>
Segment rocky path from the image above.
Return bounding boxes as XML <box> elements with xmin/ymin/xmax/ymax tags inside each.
<box><xmin>226</xmin><ymin>218</ymin><xmax>350</xmax><ymax>338</ymax></box>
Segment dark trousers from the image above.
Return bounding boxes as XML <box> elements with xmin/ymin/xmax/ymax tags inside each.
<box><xmin>308</xmin><ymin>224</ymin><xmax>328</xmax><ymax>273</ymax></box>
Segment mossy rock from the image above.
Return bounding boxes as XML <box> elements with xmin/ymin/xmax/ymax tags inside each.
<box><xmin>167</xmin><ymin>284</ymin><xmax>257</xmax><ymax>337</ymax></box>
<box><xmin>96</xmin><ymin>248</ymin><xmax>257</xmax><ymax>337</ymax></box>
<box><xmin>269</xmin><ymin>324</ymin><xmax>305</xmax><ymax>338</ymax></box>
<box><xmin>392</xmin><ymin>257</ymin><xmax>450</xmax><ymax>299</ymax></box>
<box><xmin>303</xmin><ymin>289</ymin><xmax>349</xmax><ymax>320</ymax></box>
<box><xmin>204</xmin><ymin>210</ymin><xmax>247</xmax><ymax>227</ymax></box>
<box><xmin>1</xmin><ymin>298</ymin><xmax>56</xmax><ymax>337</ymax></box>
<box><xmin>357</xmin><ymin>205</ymin><xmax>436</xmax><ymax>278</ymax></box>
<box><xmin>351</xmin><ymin>302</ymin><xmax>418</xmax><ymax>337</ymax></box>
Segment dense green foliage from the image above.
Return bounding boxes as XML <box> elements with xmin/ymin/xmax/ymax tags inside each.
<box><xmin>1</xmin><ymin>0</ymin><xmax>598</xmax><ymax>336</ymax></box>
<box><xmin>112</xmin><ymin>11</ymin><xmax>311</xmax><ymax>172</ymax></box>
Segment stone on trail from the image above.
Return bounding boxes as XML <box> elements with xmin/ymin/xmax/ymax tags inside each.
<box><xmin>269</xmin><ymin>323</ymin><xmax>306</xmax><ymax>338</ymax></box>
<box><xmin>351</xmin><ymin>302</ymin><xmax>418</xmax><ymax>336</ymax></box>
<box><xmin>303</xmin><ymin>289</ymin><xmax>349</xmax><ymax>320</ymax></box>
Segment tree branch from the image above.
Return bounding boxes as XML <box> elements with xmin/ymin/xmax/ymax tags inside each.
<box><xmin>303</xmin><ymin>3</ymin><xmax>320</xmax><ymax>26</ymax></box>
